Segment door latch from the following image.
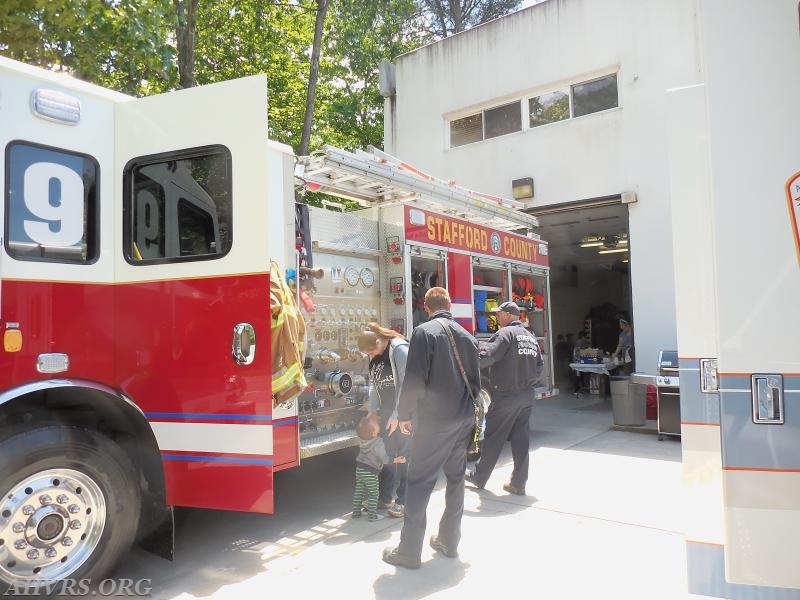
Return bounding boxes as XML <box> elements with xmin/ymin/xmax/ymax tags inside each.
<box><xmin>751</xmin><ymin>374</ymin><xmax>784</xmax><ymax>424</ymax></box>
<box><xmin>232</xmin><ymin>323</ymin><xmax>256</xmax><ymax>366</ymax></box>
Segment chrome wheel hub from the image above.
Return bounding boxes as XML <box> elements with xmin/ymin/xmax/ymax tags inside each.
<box><xmin>0</xmin><ymin>469</ymin><xmax>106</xmax><ymax>582</ymax></box>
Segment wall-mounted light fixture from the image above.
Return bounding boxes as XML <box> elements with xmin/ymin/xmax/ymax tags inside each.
<box><xmin>511</xmin><ymin>177</ymin><xmax>534</xmax><ymax>200</ymax></box>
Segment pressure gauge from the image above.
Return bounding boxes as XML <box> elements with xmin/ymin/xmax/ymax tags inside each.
<box><xmin>360</xmin><ymin>267</ymin><xmax>375</xmax><ymax>288</ymax></box>
<box><xmin>344</xmin><ymin>266</ymin><xmax>360</xmax><ymax>286</ymax></box>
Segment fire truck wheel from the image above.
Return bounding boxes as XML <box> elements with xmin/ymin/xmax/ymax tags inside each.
<box><xmin>0</xmin><ymin>425</ymin><xmax>141</xmax><ymax>587</ymax></box>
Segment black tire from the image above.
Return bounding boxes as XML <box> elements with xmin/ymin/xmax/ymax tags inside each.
<box><xmin>0</xmin><ymin>425</ymin><xmax>141</xmax><ymax>587</ymax></box>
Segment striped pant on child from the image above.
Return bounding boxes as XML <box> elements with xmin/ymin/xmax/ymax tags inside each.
<box><xmin>353</xmin><ymin>467</ymin><xmax>380</xmax><ymax>520</ymax></box>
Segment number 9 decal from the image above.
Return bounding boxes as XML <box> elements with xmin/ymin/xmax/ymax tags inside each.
<box><xmin>22</xmin><ymin>162</ymin><xmax>84</xmax><ymax>247</ymax></box>
<box><xmin>136</xmin><ymin>189</ymin><xmax>160</xmax><ymax>253</ymax></box>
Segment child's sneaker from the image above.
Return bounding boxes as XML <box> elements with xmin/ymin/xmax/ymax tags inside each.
<box><xmin>367</xmin><ymin>513</ymin><xmax>385</xmax><ymax>521</ymax></box>
<box><xmin>388</xmin><ymin>503</ymin><xmax>405</xmax><ymax>518</ymax></box>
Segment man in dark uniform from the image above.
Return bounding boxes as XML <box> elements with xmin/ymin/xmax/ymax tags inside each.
<box><xmin>467</xmin><ymin>301</ymin><xmax>544</xmax><ymax>495</ymax></box>
<box><xmin>382</xmin><ymin>287</ymin><xmax>481</xmax><ymax>569</ymax></box>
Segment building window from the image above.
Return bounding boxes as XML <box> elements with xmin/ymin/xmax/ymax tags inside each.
<box><xmin>450</xmin><ymin>113</ymin><xmax>483</xmax><ymax>147</ymax></box>
<box><xmin>124</xmin><ymin>145</ymin><xmax>232</xmax><ymax>264</ymax></box>
<box><xmin>484</xmin><ymin>101</ymin><xmax>522</xmax><ymax>139</ymax></box>
<box><xmin>449</xmin><ymin>72</ymin><xmax>618</xmax><ymax>147</ymax></box>
<box><xmin>5</xmin><ymin>142</ymin><xmax>99</xmax><ymax>263</ymax></box>
<box><xmin>529</xmin><ymin>90</ymin><xmax>570</xmax><ymax>128</ymax></box>
<box><xmin>572</xmin><ymin>74</ymin><xmax>618</xmax><ymax>118</ymax></box>
<box><xmin>450</xmin><ymin>100</ymin><xmax>522</xmax><ymax>147</ymax></box>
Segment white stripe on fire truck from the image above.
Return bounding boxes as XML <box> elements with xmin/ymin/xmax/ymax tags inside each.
<box><xmin>149</xmin><ymin>422</ymin><xmax>273</xmax><ymax>455</ymax></box>
<box><xmin>449</xmin><ymin>302</ymin><xmax>473</xmax><ymax>319</ymax></box>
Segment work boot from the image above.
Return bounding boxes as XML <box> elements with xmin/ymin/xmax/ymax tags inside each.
<box><xmin>503</xmin><ymin>482</ymin><xmax>526</xmax><ymax>496</ymax></box>
<box><xmin>429</xmin><ymin>535</ymin><xmax>458</xmax><ymax>558</ymax></box>
<box><xmin>382</xmin><ymin>547</ymin><xmax>421</xmax><ymax>569</ymax></box>
<box><xmin>465</xmin><ymin>471</ymin><xmax>484</xmax><ymax>489</ymax></box>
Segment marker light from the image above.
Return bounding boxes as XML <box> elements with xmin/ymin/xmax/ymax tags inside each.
<box><xmin>30</xmin><ymin>89</ymin><xmax>81</xmax><ymax>125</ymax></box>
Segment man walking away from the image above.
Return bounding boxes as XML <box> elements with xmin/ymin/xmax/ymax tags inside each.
<box><xmin>382</xmin><ymin>287</ymin><xmax>481</xmax><ymax>569</ymax></box>
<box><xmin>467</xmin><ymin>301</ymin><xmax>544</xmax><ymax>496</ymax></box>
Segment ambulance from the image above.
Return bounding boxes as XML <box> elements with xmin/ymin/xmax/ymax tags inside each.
<box><xmin>667</xmin><ymin>1</ymin><xmax>800</xmax><ymax>597</ymax></box>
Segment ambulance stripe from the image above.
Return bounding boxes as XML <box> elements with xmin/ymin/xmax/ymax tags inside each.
<box><xmin>150</xmin><ymin>422</ymin><xmax>273</xmax><ymax>455</ymax></box>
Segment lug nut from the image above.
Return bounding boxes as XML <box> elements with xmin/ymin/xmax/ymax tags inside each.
<box><xmin>69</xmin><ymin>520</ymin><xmax>81</xmax><ymax>530</ymax></box>
<box><xmin>45</xmin><ymin>548</ymin><xmax>57</xmax><ymax>559</ymax></box>
<box><xmin>14</xmin><ymin>540</ymin><xmax>27</xmax><ymax>550</ymax></box>
<box><xmin>22</xmin><ymin>505</ymin><xmax>35</xmax><ymax>516</ymax></box>
<box><xmin>68</xmin><ymin>505</ymin><xmax>80</xmax><ymax>515</ymax></box>
<box><xmin>12</xmin><ymin>523</ymin><xmax>24</xmax><ymax>534</ymax></box>
<box><xmin>61</xmin><ymin>537</ymin><xmax>73</xmax><ymax>547</ymax></box>
<box><xmin>57</xmin><ymin>495</ymin><xmax>69</xmax><ymax>505</ymax></box>
<box><xmin>26</xmin><ymin>549</ymin><xmax>40</xmax><ymax>560</ymax></box>
<box><xmin>39</xmin><ymin>495</ymin><xmax>52</xmax><ymax>506</ymax></box>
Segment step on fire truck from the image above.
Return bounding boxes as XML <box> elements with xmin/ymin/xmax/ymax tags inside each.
<box><xmin>0</xmin><ymin>56</ymin><xmax>554</xmax><ymax>585</ymax></box>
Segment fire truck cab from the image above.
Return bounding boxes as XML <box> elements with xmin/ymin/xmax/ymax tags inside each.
<box><xmin>0</xmin><ymin>57</ymin><xmax>292</xmax><ymax>584</ymax></box>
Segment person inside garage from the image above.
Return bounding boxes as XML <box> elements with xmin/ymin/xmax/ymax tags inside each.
<box><xmin>467</xmin><ymin>301</ymin><xmax>544</xmax><ymax>495</ymax></box>
<box><xmin>613</xmin><ymin>317</ymin><xmax>634</xmax><ymax>375</ymax></box>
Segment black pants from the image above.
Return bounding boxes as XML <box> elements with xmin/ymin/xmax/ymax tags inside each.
<box><xmin>397</xmin><ymin>415</ymin><xmax>474</xmax><ymax>559</ymax></box>
<box><xmin>472</xmin><ymin>391</ymin><xmax>532</xmax><ymax>490</ymax></box>
<box><xmin>379</xmin><ymin>430</ymin><xmax>410</xmax><ymax>504</ymax></box>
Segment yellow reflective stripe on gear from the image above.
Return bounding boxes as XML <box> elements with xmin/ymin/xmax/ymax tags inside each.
<box><xmin>272</xmin><ymin>362</ymin><xmax>306</xmax><ymax>392</ymax></box>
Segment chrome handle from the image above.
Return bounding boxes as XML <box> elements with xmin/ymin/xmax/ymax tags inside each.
<box><xmin>232</xmin><ymin>323</ymin><xmax>256</xmax><ymax>366</ymax></box>
<box><xmin>751</xmin><ymin>374</ymin><xmax>784</xmax><ymax>424</ymax></box>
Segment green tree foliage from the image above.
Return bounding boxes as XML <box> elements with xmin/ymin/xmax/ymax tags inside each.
<box><xmin>0</xmin><ymin>0</ymin><xmax>523</xmax><ymax>155</ymax></box>
<box><xmin>314</xmin><ymin>0</ymin><xmax>423</xmax><ymax>151</ymax></box>
<box><xmin>418</xmin><ymin>0</ymin><xmax>523</xmax><ymax>37</ymax></box>
<box><xmin>0</xmin><ymin>0</ymin><xmax>177</xmax><ymax>95</ymax></box>
<box><xmin>191</xmin><ymin>0</ymin><xmax>315</xmax><ymax>149</ymax></box>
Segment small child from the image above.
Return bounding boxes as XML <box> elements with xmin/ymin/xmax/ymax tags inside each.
<box><xmin>353</xmin><ymin>414</ymin><xmax>391</xmax><ymax>521</ymax></box>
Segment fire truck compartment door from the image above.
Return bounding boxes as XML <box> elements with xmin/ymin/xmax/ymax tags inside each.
<box><xmin>114</xmin><ymin>76</ymin><xmax>277</xmax><ymax>513</ymax></box>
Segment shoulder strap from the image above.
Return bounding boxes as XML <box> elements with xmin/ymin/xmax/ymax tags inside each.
<box><xmin>387</xmin><ymin>339</ymin><xmax>407</xmax><ymax>385</ymax></box>
<box><xmin>435</xmin><ymin>318</ymin><xmax>476</xmax><ymax>403</ymax></box>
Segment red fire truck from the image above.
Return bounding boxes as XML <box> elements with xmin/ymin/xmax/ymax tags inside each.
<box><xmin>0</xmin><ymin>56</ymin><xmax>553</xmax><ymax>585</ymax></box>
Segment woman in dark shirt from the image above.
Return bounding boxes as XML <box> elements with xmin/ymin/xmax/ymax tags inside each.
<box><xmin>357</xmin><ymin>323</ymin><xmax>409</xmax><ymax>517</ymax></box>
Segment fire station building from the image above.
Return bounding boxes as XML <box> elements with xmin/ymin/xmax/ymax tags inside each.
<box><xmin>381</xmin><ymin>0</ymin><xmax>701</xmax><ymax>379</ymax></box>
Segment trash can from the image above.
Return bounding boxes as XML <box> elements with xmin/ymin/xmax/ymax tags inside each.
<box><xmin>611</xmin><ymin>375</ymin><xmax>645</xmax><ymax>426</ymax></box>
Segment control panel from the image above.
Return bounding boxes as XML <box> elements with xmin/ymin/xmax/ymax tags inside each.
<box><xmin>298</xmin><ymin>251</ymin><xmax>381</xmax><ymax>455</ymax></box>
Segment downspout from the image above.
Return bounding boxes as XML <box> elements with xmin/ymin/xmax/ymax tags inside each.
<box><xmin>379</xmin><ymin>60</ymin><xmax>397</xmax><ymax>155</ymax></box>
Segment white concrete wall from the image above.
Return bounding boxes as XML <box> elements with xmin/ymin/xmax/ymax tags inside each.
<box><xmin>387</xmin><ymin>0</ymin><xmax>703</xmax><ymax>374</ymax></box>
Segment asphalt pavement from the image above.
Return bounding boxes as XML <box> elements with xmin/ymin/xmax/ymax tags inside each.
<box><xmin>116</xmin><ymin>392</ymin><xmax>691</xmax><ymax>599</ymax></box>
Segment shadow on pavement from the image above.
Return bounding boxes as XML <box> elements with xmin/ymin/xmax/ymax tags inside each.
<box><xmin>373</xmin><ymin>558</ymin><xmax>469</xmax><ymax>600</ymax></box>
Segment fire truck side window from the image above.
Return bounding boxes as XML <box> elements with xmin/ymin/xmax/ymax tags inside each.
<box><xmin>4</xmin><ymin>142</ymin><xmax>99</xmax><ymax>263</ymax></box>
<box><xmin>124</xmin><ymin>146</ymin><xmax>231</xmax><ymax>263</ymax></box>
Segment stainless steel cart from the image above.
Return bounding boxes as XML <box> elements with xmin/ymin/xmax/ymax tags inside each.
<box><xmin>656</xmin><ymin>351</ymin><xmax>681</xmax><ymax>440</ymax></box>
